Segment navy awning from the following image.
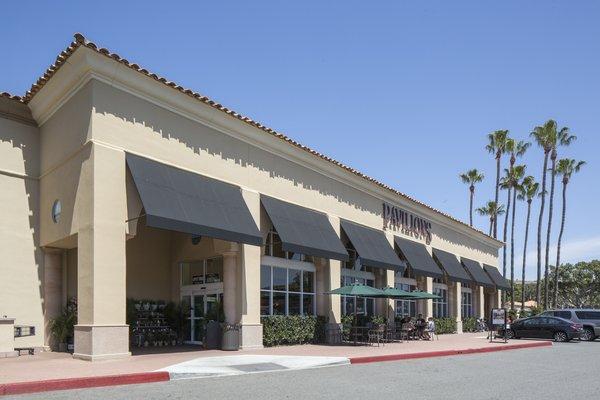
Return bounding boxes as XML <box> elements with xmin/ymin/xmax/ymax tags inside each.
<box><xmin>432</xmin><ymin>249</ymin><xmax>472</xmax><ymax>284</ymax></box>
<box><xmin>483</xmin><ymin>264</ymin><xmax>511</xmax><ymax>290</ymax></box>
<box><xmin>260</xmin><ymin>195</ymin><xmax>348</xmax><ymax>261</ymax></box>
<box><xmin>461</xmin><ymin>258</ymin><xmax>495</xmax><ymax>287</ymax></box>
<box><xmin>394</xmin><ymin>236</ymin><xmax>443</xmax><ymax>278</ymax></box>
<box><xmin>126</xmin><ymin>154</ymin><xmax>262</xmax><ymax>245</ymax></box>
<box><xmin>340</xmin><ymin>220</ymin><xmax>404</xmax><ymax>272</ymax></box>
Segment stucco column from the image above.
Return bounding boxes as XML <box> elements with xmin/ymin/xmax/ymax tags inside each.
<box><xmin>238</xmin><ymin>189</ymin><xmax>263</xmax><ymax>349</ymax></box>
<box><xmin>74</xmin><ymin>144</ymin><xmax>129</xmax><ymax>361</ymax></box>
<box><xmin>449</xmin><ymin>281</ymin><xmax>462</xmax><ymax>333</ymax></box>
<box><xmin>477</xmin><ymin>286</ymin><xmax>485</xmax><ymax>319</ymax></box>
<box><xmin>222</xmin><ymin>249</ymin><xmax>238</xmax><ymax>324</ymax></box>
<box><xmin>43</xmin><ymin>248</ymin><xmax>64</xmax><ymax>349</ymax></box>
<box><xmin>496</xmin><ymin>289</ymin><xmax>502</xmax><ymax>309</ymax></box>
<box><xmin>417</xmin><ymin>276</ymin><xmax>433</xmax><ymax>318</ymax></box>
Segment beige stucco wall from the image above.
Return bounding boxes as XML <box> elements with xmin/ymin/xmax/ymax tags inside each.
<box><xmin>89</xmin><ymin>78</ymin><xmax>498</xmax><ymax>266</ymax></box>
<box><xmin>0</xmin><ymin>103</ymin><xmax>43</xmax><ymax>348</ymax></box>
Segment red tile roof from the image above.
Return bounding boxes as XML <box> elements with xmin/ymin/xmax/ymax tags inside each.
<box><xmin>17</xmin><ymin>33</ymin><xmax>502</xmax><ymax>244</ymax></box>
<box><xmin>0</xmin><ymin>92</ymin><xmax>25</xmax><ymax>103</ymax></box>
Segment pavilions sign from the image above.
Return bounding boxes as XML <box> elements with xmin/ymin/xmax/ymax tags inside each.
<box><xmin>382</xmin><ymin>203</ymin><xmax>432</xmax><ymax>244</ymax></box>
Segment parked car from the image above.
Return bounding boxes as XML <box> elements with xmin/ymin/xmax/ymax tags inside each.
<box><xmin>508</xmin><ymin>316</ymin><xmax>583</xmax><ymax>342</ymax></box>
<box><xmin>539</xmin><ymin>309</ymin><xmax>600</xmax><ymax>341</ymax></box>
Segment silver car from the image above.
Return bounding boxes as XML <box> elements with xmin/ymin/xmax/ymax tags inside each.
<box><xmin>540</xmin><ymin>309</ymin><xmax>600</xmax><ymax>341</ymax></box>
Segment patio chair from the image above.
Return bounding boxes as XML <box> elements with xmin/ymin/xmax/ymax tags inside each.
<box><xmin>368</xmin><ymin>324</ymin><xmax>386</xmax><ymax>347</ymax></box>
<box><xmin>400</xmin><ymin>323</ymin><xmax>413</xmax><ymax>341</ymax></box>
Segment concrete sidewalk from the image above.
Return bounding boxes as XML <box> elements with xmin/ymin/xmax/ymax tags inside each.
<box><xmin>0</xmin><ymin>333</ymin><xmax>551</xmax><ymax>395</ymax></box>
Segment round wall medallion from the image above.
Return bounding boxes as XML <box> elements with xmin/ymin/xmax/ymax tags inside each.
<box><xmin>51</xmin><ymin>200</ymin><xmax>61</xmax><ymax>223</ymax></box>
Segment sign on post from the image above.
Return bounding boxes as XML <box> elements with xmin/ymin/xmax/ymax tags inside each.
<box><xmin>490</xmin><ymin>308</ymin><xmax>508</xmax><ymax>343</ymax></box>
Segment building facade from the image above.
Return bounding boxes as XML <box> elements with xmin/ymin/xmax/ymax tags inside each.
<box><xmin>0</xmin><ymin>34</ymin><xmax>505</xmax><ymax>361</ymax></box>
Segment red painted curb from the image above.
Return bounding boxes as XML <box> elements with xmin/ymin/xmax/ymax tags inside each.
<box><xmin>0</xmin><ymin>371</ymin><xmax>170</xmax><ymax>396</ymax></box>
<box><xmin>349</xmin><ymin>341</ymin><xmax>552</xmax><ymax>364</ymax></box>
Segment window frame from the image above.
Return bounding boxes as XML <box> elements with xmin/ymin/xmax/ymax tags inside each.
<box><xmin>260</xmin><ymin>263</ymin><xmax>317</xmax><ymax>317</ymax></box>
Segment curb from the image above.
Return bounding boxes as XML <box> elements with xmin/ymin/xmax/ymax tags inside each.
<box><xmin>349</xmin><ymin>341</ymin><xmax>552</xmax><ymax>364</ymax></box>
<box><xmin>0</xmin><ymin>371</ymin><xmax>170</xmax><ymax>396</ymax></box>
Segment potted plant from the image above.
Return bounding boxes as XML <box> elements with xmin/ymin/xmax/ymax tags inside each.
<box><xmin>50</xmin><ymin>300</ymin><xmax>77</xmax><ymax>352</ymax></box>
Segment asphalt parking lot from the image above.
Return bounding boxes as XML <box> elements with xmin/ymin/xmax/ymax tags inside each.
<box><xmin>7</xmin><ymin>341</ymin><xmax>600</xmax><ymax>400</ymax></box>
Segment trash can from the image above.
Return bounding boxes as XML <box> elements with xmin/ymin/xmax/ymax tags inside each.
<box><xmin>204</xmin><ymin>320</ymin><xmax>221</xmax><ymax>349</ymax></box>
<box><xmin>221</xmin><ymin>323</ymin><xmax>241</xmax><ymax>351</ymax></box>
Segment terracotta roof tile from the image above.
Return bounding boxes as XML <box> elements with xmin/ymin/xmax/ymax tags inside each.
<box><xmin>19</xmin><ymin>33</ymin><xmax>501</xmax><ymax>244</ymax></box>
<box><xmin>0</xmin><ymin>92</ymin><xmax>25</xmax><ymax>103</ymax></box>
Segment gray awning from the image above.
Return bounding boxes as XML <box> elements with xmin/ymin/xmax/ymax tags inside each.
<box><xmin>483</xmin><ymin>264</ymin><xmax>511</xmax><ymax>290</ymax></box>
<box><xmin>260</xmin><ymin>195</ymin><xmax>349</xmax><ymax>261</ymax></box>
<box><xmin>461</xmin><ymin>258</ymin><xmax>495</xmax><ymax>287</ymax></box>
<box><xmin>126</xmin><ymin>154</ymin><xmax>262</xmax><ymax>246</ymax></box>
<box><xmin>394</xmin><ymin>236</ymin><xmax>443</xmax><ymax>278</ymax></box>
<box><xmin>432</xmin><ymin>249</ymin><xmax>472</xmax><ymax>284</ymax></box>
<box><xmin>340</xmin><ymin>220</ymin><xmax>404</xmax><ymax>272</ymax></box>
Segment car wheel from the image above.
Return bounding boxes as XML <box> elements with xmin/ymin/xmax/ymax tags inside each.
<box><xmin>580</xmin><ymin>328</ymin><xmax>596</xmax><ymax>341</ymax></box>
<box><xmin>553</xmin><ymin>331</ymin><xmax>568</xmax><ymax>342</ymax></box>
<box><xmin>506</xmin><ymin>329</ymin><xmax>515</xmax><ymax>339</ymax></box>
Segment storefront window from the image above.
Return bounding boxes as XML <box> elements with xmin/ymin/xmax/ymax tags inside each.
<box><xmin>433</xmin><ymin>286</ymin><xmax>448</xmax><ymax>318</ymax></box>
<box><xmin>462</xmin><ymin>289</ymin><xmax>473</xmax><ymax>318</ymax></box>
<box><xmin>181</xmin><ymin>258</ymin><xmax>223</xmax><ymax>286</ymax></box>
<box><xmin>395</xmin><ymin>283</ymin><xmax>417</xmax><ymax>317</ymax></box>
<box><xmin>260</xmin><ymin>265</ymin><xmax>316</xmax><ymax>316</ymax></box>
<box><xmin>340</xmin><ymin>275</ymin><xmax>376</xmax><ymax>317</ymax></box>
<box><xmin>264</xmin><ymin>229</ymin><xmax>313</xmax><ymax>262</ymax></box>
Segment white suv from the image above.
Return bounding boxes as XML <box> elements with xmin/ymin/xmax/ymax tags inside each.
<box><xmin>539</xmin><ymin>309</ymin><xmax>600</xmax><ymax>341</ymax></box>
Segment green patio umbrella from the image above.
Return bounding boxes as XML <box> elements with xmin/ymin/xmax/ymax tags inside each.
<box><xmin>326</xmin><ymin>283</ymin><xmax>385</xmax><ymax>322</ymax></box>
<box><xmin>372</xmin><ymin>286</ymin><xmax>415</xmax><ymax>299</ymax></box>
<box><xmin>404</xmin><ymin>290</ymin><xmax>442</xmax><ymax>300</ymax></box>
<box><xmin>326</xmin><ymin>283</ymin><xmax>385</xmax><ymax>297</ymax></box>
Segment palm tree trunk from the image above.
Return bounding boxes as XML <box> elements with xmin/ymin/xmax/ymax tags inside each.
<box><xmin>489</xmin><ymin>218</ymin><xmax>493</xmax><ymax>236</ymax></box>
<box><xmin>554</xmin><ymin>181</ymin><xmax>568</xmax><ymax>308</ymax></box>
<box><xmin>469</xmin><ymin>186</ymin><xmax>474</xmax><ymax>226</ymax></box>
<box><xmin>544</xmin><ymin>155</ymin><xmax>557</xmax><ymax>309</ymax></box>
<box><xmin>510</xmin><ymin>187</ymin><xmax>517</xmax><ymax>311</ymax></box>
<box><xmin>536</xmin><ymin>151</ymin><xmax>549</xmax><ymax>305</ymax></box>
<box><xmin>494</xmin><ymin>155</ymin><xmax>501</xmax><ymax>238</ymax></box>
<box><xmin>521</xmin><ymin>201</ymin><xmax>532</xmax><ymax>313</ymax></box>
<box><xmin>502</xmin><ymin>187</ymin><xmax>511</xmax><ymax>305</ymax></box>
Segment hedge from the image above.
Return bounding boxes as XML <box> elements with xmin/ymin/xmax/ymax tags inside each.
<box><xmin>462</xmin><ymin>317</ymin><xmax>477</xmax><ymax>332</ymax></box>
<box><xmin>433</xmin><ymin>317</ymin><xmax>457</xmax><ymax>334</ymax></box>
<box><xmin>261</xmin><ymin>315</ymin><xmax>326</xmax><ymax>347</ymax></box>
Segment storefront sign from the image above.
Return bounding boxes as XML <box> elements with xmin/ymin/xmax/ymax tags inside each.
<box><xmin>382</xmin><ymin>203</ymin><xmax>432</xmax><ymax>244</ymax></box>
<box><xmin>192</xmin><ymin>275</ymin><xmax>204</xmax><ymax>285</ymax></box>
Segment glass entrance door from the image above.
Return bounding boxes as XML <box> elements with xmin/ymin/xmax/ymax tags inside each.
<box><xmin>182</xmin><ymin>291</ymin><xmax>223</xmax><ymax>345</ymax></box>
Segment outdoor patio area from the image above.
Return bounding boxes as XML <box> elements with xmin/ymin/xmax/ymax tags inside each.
<box><xmin>0</xmin><ymin>333</ymin><xmax>549</xmax><ymax>384</ymax></box>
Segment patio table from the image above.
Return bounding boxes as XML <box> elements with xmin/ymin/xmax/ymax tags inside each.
<box><xmin>349</xmin><ymin>326</ymin><xmax>370</xmax><ymax>346</ymax></box>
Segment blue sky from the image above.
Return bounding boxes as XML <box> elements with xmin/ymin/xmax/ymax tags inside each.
<box><xmin>2</xmin><ymin>1</ymin><xmax>598</xmax><ymax>278</ymax></box>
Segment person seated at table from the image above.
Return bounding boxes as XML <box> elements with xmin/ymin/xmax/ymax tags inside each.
<box><xmin>423</xmin><ymin>317</ymin><xmax>435</xmax><ymax>340</ymax></box>
<box><xmin>415</xmin><ymin>314</ymin><xmax>427</xmax><ymax>339</ymax></box>
<box><xmin>401</xmin><ymin>315</ymin><xmax>415</xmax><ymax>338</ymax></box>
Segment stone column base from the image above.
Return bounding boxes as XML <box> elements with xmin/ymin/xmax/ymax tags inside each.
<box><xmin>239</xmin><ymin>324</ymin><xmax>263</xmax><ymax>349</ymax></box>
<box><xmin>73</xmin><ymin>325</ymin><xmax>131</xmax><ymax>361</ymax></box>
<box><xmin>325</xmin><ymin>323</ymin><xmax>342</xmax><ymax>344</ymax></box>
<box><xmin>456</xmin><ymin>320</ymin><xmax>463</xmax><ymax>334</ymax></box>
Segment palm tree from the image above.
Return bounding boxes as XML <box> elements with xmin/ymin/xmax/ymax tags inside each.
<box><xmin>476</xmin><ymin>201</ymin><xmax>505</xmax><ymax>237</ymax></box>
<box><xmin>508</xmin><ymin>165</ymin><xmax>526</xmax><ymax>310</ymax></box>
<box><xmin>544</xmin><ymin>124</ymin><xmax>576</xmax><ymax>308</ymax></box>
<box><xmin>517</xmin><ymin>176</ymin><xmax>539</xmax><ymax>313</ymax></box>
<box><xmin>459</xmin><ymin>169</ymin><xmax>485</xmax><ymax>227</ymax></box>
<box><xmin>499</xmin><ymin>164</ymin><xmax>526</xmax><ymax>306</ymax></box>
<box><xmin>486</xmin><ymin>130</ymin><xmax>510</xmax><ymax>238</ymax></box>
<box><xmin>553</xmin><ymin>159</ymin><xmax>585</xmax><ymax>307</ymax></box>
<box><xmin>530</xmin><ymin>121</ymin><xmax>555</xmax><ymax>305</ymax></box>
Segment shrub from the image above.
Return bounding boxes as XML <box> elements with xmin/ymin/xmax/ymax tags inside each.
<box><xmin>261</xmin><ymin>315</ymin><xmax>326</xmax><ymax>347</ymax></box>
<box><xmin>433</xmin><ymin>317</ymin><xmax>457</xmax><ymax>334</ymax></box>
<box><xmin>462</xmin><ymin>316</ymin><xmax>477</xmax><ymax>332</ymax></box>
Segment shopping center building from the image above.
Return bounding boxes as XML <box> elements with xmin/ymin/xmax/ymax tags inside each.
<box><xmin>0</xmin><ymin>34</ymin><xmax>506</xmax><ymax>361</ymax></box>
